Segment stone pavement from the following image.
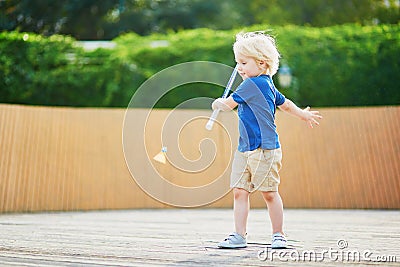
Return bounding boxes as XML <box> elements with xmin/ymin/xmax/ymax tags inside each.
<box><xmin>0</xmin><ymin>209</ymin><xmax>399</xmax><ymax>266</ymax></box>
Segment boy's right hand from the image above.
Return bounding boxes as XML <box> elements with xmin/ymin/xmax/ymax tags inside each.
<box><xmin>211</xmin><ymin>98</ymin><xmax>224</xmax><ymax>110</ymax></box>
<box><xmin>212</xmin><ymin>97</ymin><xmax>238</xmax><ymax>111</ymax></box>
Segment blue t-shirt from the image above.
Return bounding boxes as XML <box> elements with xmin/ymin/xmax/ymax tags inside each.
<box><xmin>231</xmin><ymin>75</ymin><xmax>286</xmax><ymax>152</ymax></box>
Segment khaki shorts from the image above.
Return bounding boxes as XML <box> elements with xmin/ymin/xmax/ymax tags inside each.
<box><xmin>230</xmin><ymin>148</ymin><xmax>282</xmax><ymax>192</ymax></box>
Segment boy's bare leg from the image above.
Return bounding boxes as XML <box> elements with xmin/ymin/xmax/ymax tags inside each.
<box><xmin>233</xmin><ymin>188</ymin><xmax>250</xmax><ymax>237</ymax></box>
<box><xmin>261</xmin><ymin>191</ymin><xmax>284</xmax><ymax>234</ymax></box>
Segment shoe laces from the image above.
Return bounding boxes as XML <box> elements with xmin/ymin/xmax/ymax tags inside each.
<box><xmin>272</xmin><ymin>232</ymin><xmax>286</xmax><ymax>241</ymax></box>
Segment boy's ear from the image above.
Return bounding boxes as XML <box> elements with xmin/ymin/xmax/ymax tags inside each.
<box><xmin>258</xmin><ymin>60</ymin><xmax>267</xmax><ymax>68</ymax></box>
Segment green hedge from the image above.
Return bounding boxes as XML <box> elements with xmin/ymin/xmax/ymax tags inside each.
<box><xmin>273</xmin><ymin>24</ymin><xmax>400</xmax><ymax>106</ymax></box>
<box><xmin>0</xmin><ymin>32</ymin><xmax>145</xmax><ymax>107</ymax></box>
<box><xmin>1</xmin><ymin>24</ymin><xmax>399</xmax><ymax>108</ymax></box>
<box><xmin>115</xmin><ymin>24</ymin><xmax>400</xmax><ymax>107</ymax></box>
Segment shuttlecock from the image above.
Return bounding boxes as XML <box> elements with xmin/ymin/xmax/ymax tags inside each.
<box><xmin>153</xmin><ymin>146</ymin><xmax>167</xmax><ymax>164</ymax></box>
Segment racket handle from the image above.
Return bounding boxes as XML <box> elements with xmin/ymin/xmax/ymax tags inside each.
<box><xmin>205</xmin><ymin>109</ymin><xmax>220</xmax><ymax>130</ymax></box>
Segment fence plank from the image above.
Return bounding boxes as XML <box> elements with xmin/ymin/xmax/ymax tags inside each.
<box><xmin>0</xmin><ymin>104</ymin><xmax>398</xmax><ymax>212</ymax></box>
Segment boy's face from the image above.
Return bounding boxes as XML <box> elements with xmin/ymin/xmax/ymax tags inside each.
<box><xmin>234</xmin><ymin>52</ymin><xmax>266</xmax><ymax>80</ymax></box>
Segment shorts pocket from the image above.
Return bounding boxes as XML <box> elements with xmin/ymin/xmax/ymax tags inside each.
<box><xmin>262</xmin><ymin>149</ymin><xmax>282</xmax><ymax>171</ymax></box>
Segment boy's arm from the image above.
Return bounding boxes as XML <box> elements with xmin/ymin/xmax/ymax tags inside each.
<box><xmin>278</xmin><ymin>99</ymin><xmax>322</xmax><ymax>128</ymax></box>
<box><xmin>212</xmin><ymin>96</ymin><xmax>238</xmax><ymax>111</ymax></box>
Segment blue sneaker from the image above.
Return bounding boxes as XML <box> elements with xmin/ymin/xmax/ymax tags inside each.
<box><xmin>271</xmin><ymin>232</ymin><xmax>287</xmax><ymax>249</ymax></box>
<box><xmin>218</xmin><ymin>232</ymin><xmax>247</xmax><ymax>248</ymax></box>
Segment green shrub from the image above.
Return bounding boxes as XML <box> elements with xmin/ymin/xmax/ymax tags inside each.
<box><xmin>272</xmin><ymin>24</ymin><xmax>400</xmax><ymax>106</ymax></box>
<box><xmin>0</xmin><ymin>32</ymin><xmax>145</xmax><ymax>107</ymax></box>
<box><xmin>115</xmin><ymin>24</ymin><xmax>400</xmax><ymax>107</ymax></box>
<box><xmin>1</xmin><ymin>24</ymin><xmax>399</xmax><ymax>108</ymax></box>
<box><xmin>0</xmin><ymin>32</ymin><xmax>74</xmax><ymax>104</ymax></box>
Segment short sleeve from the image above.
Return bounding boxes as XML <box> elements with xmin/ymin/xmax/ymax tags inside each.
<box><xmin>231</xmin><ymin>91</ymin><xmax>245</xmax><ymax>104</ymax></box>
<box><xmin>275</xmin><ymin>89</ymin><xmax>286</xmax><ymax>106</ymax></box>
<box><xmin>231</xmin><ymin>79</ymin><xmax>259</xmax><ymax>104</ymax></box>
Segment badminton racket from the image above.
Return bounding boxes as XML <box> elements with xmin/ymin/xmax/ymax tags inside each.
<box><xmin>205</xmin><ymin>65</ymin><xmax>238</xmax><ymax>130</ymax></box>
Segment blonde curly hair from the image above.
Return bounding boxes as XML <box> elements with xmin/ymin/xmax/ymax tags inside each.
<box><xmin>233</xmin><ymin>31</ymin><xmax>280</xmax><ymax>76</ymax></box>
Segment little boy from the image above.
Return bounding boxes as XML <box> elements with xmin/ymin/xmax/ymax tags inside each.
<box><xmin>212</xmin><ymin>31</ymin><xmax>322</xmax><ymax>249</ymax></box>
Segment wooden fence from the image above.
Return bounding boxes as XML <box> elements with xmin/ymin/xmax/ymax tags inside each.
<box><xmin>0</xmin><ymin>104</ymin><xmax>399</xmax><ymax>212</ymax></box>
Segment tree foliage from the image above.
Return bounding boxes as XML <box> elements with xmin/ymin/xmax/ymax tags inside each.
<box><xmin>1</xmin><ymin>0</ymin><xmax>398</xmax><ymax>40</ymax></box>
<box><xmin>249</xmin><ymin>0</ymin><xmax>391</xmax><ymax>26</ymax></box>
<box><xmin>0</xmin><ymin>0</ymin><xmax>117</xmax><ymax>39</ymax></box>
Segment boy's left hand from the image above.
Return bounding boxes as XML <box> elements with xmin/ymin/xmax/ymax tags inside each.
<box><xmin>302</xmin><ymin>106</ymin><xmax>322</xmax><ymax>128</ymax></box>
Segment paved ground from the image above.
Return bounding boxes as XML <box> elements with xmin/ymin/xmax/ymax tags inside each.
<box><xmin>0</xmin><ymin>209</ymin><xmax>399</xmax><ymax>266</ymax></box>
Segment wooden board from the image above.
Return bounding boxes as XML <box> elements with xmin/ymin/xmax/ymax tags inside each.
<box><xmin>0</xmin><ymin>209</ymin><xmax>399</xmax><ymax>266</ymax></box>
